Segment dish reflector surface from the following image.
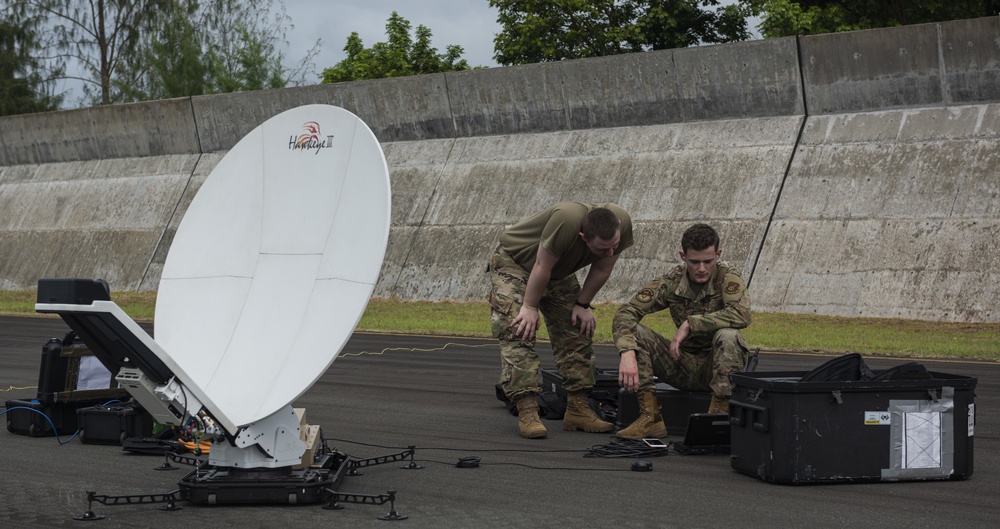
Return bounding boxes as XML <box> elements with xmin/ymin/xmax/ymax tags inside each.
<box><xmin>154</xmin><ymin>105</ymin><xmax>390</xmax><ymax>431</ymax></box>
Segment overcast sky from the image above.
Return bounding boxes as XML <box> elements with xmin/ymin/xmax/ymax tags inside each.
<box><xmin>56</xmin><ymin>1</ymin><xmax>754</xmax><ymax>105</ymax></box>
<box><xmin>279</xmin><ymin>0</ymin><xmax>501</xmax><ymax>83</ymax></box>
<box><xmin>282</xmin><ymin>1</ymin><xmax>754</xmax><ymax>83</ymax></box>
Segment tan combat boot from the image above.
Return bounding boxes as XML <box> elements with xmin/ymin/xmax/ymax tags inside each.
<box><xmin>707</xmin><ymin>395</ymin><xmax>730</xmax><ymax>414</ymax></box>
<box><xmin>562</xmin><ymin>391</ymin><xmax>614</xmax><ymax>433</ymax></box>
<box><xmin>515</xmin><ymin>396</ymin><xmax>547</xmax><ymax>439</ymax></box>
<box><xmin>616</xmin><ymin>390</ymin><xmax>668</xmax><ymax>439</ymax></box>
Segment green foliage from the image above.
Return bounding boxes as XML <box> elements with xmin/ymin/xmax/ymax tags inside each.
<box><xmin>138</xmin><ymin>0</ymin><xmax>210</xmax><ymax>100</ymax></box>
<box><xmin>0</xmin><ymin>6</ymin><xmax>61</xmax><ymax>115</ymax></box>
<box><xmin>0</xmin><ymin>290</ymin><xmax>157</xmax><ymax>321</ymax></box>
<box><xmin>746</xmin><ymin>0</ymin><xmax>1000</xmax><ymax>38</ymax></box>
<box><xmin>643</xmin><ymin>0</ymin><xmax>754</xmax><ymax>49</ymax></box>
<box><xmin>208</xmin><ymin>23</ymin><xmax>287</xmax><ymax>92</ymax></box>
<box><xmin>8</xmin><ymin>0</ymin><xmax>317</xmax><ymax>109</ymax></box>
<box><xmin>490</xmin><ymin>0</ymin><xmax>642</xmax><ymax>64</ymax></box>
<box><xmin>321</xmin><ymin>12</ymin><xmax>471</xmax><ymax>83</ymax></box>
<box><xmin>1</xmin><ymin>292</ymin><xmax>997</xmax><ymax>359</ymax></box>
<box><xmin>196</xmin><ymin>0</ymin><xmax>303</xmax><ymax>93</ymax></box>
<box><xmin>136</xmin><ymin>0</ymin><xmax>307</xmax><ymax>99</ymax></box>
<box><xmin>33</xmin><ymin>0</ymin><xmax>169</xmax><ymax>106</ymax></box>
<box><xmin>358</xmin><ymin>301</ymin><xmax>1000</xmax><ymax>360</ymax></box>
<box><xmin>490</xmin><ymin>0</ymin><xmax>752</xmax><ymax>65</ymax></box>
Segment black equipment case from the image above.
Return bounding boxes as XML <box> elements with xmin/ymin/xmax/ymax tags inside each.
<box><xmin>540</xmin><ymin>367</ymin><xmax>620</xmax><ymax>403</ymax></box>
<box><xmin>616</xmin><ymin>347</ymin><xmax>758</xmax><ymax>436</ymax></box>
<box><xmin>539</xmin><ymin>368</ymin><xmax>620</xmax><ymax>423</ymax></box>
<box><xmin>76</xmin><ymin>401</ymin><xmax>156</xmax><ymax>445</ymax></box>
<box><xmin>616</xmin><ymin>385</ymin><xmax>711</xmax><ymax>437</ymax></box>
<box><xmin>5</xmin><ymin>332</ymin><xmax>128</xmax><ymax>438</ymax></box>
<box><xmin>729</xmin><ymin>364</ymin><xmax>976</xmax><ymax>484</ymax></box>
<box><xmin>537</xmin><ymin>368</ymin><xmax>714</xmax><ymax>436</ymax></box>
<box><xmin>5</xmin><ymin>397</ymin><xmax>110</xmax><ymax>437</ymax></box>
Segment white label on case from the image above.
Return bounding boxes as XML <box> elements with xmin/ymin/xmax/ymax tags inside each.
<box><xmin>865</xmin><ymin>411</ymin><xmax>891</xmax><ymax>425</ymax></box>
<box><xmin>968</xmin><ymin>403</ymin><xmax>976</xmax><ymax>436</ymax></box>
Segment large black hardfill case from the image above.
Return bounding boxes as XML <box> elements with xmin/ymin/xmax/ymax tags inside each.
<box><xmin>729</xmin><ymin>365</ymin><xmax>976</xmax><ymax>484</ymax></box>
<box><xmin>538</xmin><ymin>369</ymin><xmax>713</xmax><ymax>436</ymax></box>
<box><xmin>76</xmin><ymin>402</ymin><xmax>156</xmax><ymax>445</ymax></box>
<box><xmin>616</xmin><ymin>385</ymin><xmax>711</xmax><ymax>437</ymax></box>
<box><xmin>5</xmin><ymin>332</ymin><xmax>127</xmax><ymax>438</ymax></box>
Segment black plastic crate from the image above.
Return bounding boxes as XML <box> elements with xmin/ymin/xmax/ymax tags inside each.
<box><xmin>5</xmin><ymin>398</ymin><xmax>111</xmax><ymax>438</ymax></box>
<box><xmin>538</xmin><ymin>368</ymin><xmax>713</xmax><ymax>435</ymax></box>
<box><xmin>539</xmin><ymin>367</ymin><xmax>620</xmax><ymax>402</ymax></box>
<box><xmin>538</xmin><ymin>368</ymin><xmax>620</xmax><ymax>423</ymax></box>
<box><xmin>76</xmin><ymin>402</ymin><xmax>156</xmax><ymax>445</ymax></box>
<box><xmin>729</xmin><ymin>369</ymin><xmax>976</xmax><ymax>484</ymax></box>
<box><xmin>616</xmin><ymin>385</ymin><xmax>712</xmax><ymax>437</ymax></box>
<box><xmin>35</xmin><ymin>332</ymin><xmax>126</xmax><ymax>405</ymax></box>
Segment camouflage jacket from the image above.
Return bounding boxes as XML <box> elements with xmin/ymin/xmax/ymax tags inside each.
<box><xmin>613</xmin><ymin>261</ymin><xmax>752</xmax><ymax>353</ymax></box>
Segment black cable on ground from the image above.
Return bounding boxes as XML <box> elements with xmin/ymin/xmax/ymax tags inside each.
<box><xmin>583</xmin><ymin>437</ymin><xmax>670</xmax><ymax>458</ymax></box>
<box><xmin>419</xmin><ymin>457</ymin><xmax>633</xmax><ymax>472</ymax></box>
<box><xmin>324</xmin><ymin>436</ymin><xmax>583</xmax><ymax>454</ymax></box>
<box><xmin>323</xmin><ymin>435</ymin><xmax>668</xmax><ymax>473</ymax></box>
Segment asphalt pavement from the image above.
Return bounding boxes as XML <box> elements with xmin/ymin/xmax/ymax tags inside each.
<box><xmin>1</xmin><ymin>314</ymin><xmax>997</xmax><ymax>528</ymax></box>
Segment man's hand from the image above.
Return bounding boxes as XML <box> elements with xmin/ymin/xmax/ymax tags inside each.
<box><xmin>511</xmin><ymin>304</ymin><xmax>541</xmax><ymax>341</ymax></box>
<box><xmin>513</xmin><ymin>245</ymin><xmax>555</xmax><ymax>342</ymax></box>
<box><xmin>669</xmin><ymin>320</ymin><xmax>691</xmax><ymax>361</ymax></box>
<box><xmin>571</xmin><ymin>304</ymin><xmax>596</xmax><ymax>337</ymax></box>
<box><xmin>618</xmin><ymin>350</ymin><xmax>639</xmax><ymax>392</ymax></box>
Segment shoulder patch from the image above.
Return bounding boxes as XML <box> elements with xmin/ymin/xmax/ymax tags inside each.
<box><xmin>636</xmin><ymin>288</ymin><xmax>655</xmax><ymax>303</ymax></box>
<box><xmin>724</xmin><ymin>281</ymin><xmax>741</xmax><ymax>295</ymax></box>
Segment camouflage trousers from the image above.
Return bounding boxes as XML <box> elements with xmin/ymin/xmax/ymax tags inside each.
<box><xmin>631</xmin><ymin>324</ymin><xmax>749</xmax><ymax>398</ymax></box>
<box><xmin>488</xmin><ymin>247</ymin><xmax>596</xmax><ymax>400</ymax></box>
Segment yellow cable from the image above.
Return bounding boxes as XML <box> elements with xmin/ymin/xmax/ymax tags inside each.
<box><xmin>339</xmin><ymin>342</ymin><xmax>495</xmax><ymax>357</ymax></box>
<box><xmin>1</xmin><ymin>386</ymin><xmax>38</xmax><ymax>392</ymax></box>
<box><xmin>178</xmin><ymin>439</ymin><xmax>213</xmax><ymax>453</ymax></box>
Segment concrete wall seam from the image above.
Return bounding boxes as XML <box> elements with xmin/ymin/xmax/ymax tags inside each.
<box><xmin>748</xmin><ymin>36</ymin><xmax>811</xmax><ymax>290</ymax></box>
<box><xmin>188</xmin><ymin>97</ymin><xmax>204</xmax><ymax>156</ymax></box>
<box><xmin>136</xmin><ymin>153</ymin><xmax>202</xmax><ymax>291</ymax></box>
<box><xmin>384</xmin><ymin>137</ymin><xmax>460</xmax><ymax>299</ymax></box>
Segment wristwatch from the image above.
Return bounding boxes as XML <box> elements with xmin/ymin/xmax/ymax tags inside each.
<box><xmin>574</xmin><ymin>301</ymin><xmax>591</xmax><ymax>309</ymax></box>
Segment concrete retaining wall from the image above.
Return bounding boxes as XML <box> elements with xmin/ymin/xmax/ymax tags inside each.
<box><xmin>376</xmin><ymin>115</ymin><xmax>802</xmax><ymax>302</ymax></box>
<box><xmin>752</xmin><ymin>104</ymin><xmax>1000</xmax><ymax>321</ymax></box>
<box><xmin>1</xmin><ymin>17</ymin><xmax>998</xmax><ymax>322</ymax></box>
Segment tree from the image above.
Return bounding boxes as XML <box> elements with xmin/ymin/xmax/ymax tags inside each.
<box><xmin>125</xmin><ymin>0</ymin><xmax>208</xmax><ymax>101</ymax></box>
<box><xmin>640</xmin><ymin>1</ymin><xmax>753</xmax><ymax>49</ymax></box>
<box><xmin>745</xmin><ymin>0</ymin><xmax>1000</xmax><ymax>38</ymax></box>
<box><xmin>0</xmin><ymin>7</ymin><xmax>62</xmax><ymax>115</ymax></box>
<box><xmin>9</xmin><ymin>0</ymin><xmax>170</xmax><ymax>106</ymax></box>
<box><xmin>10</xmin><ymin>0</ymin><xmax>319</xmax><ymax>107</ymax></box>
<box><xmin>197</xmin><ymin>0</ymin><xmax>316</xmax><ymax>93</ymax></box>
<box><xmin>321</xmin><ymin>12</ymin><xmax>471</xmax><ymax>83</ymax></box>
<box><xmin>490</xmin><ymin>0</ymin><xmax>752</xmax><ymax>65</ymax></box>
<box><xmin>127</xmin><ymin>0</ymin><xmax>318</xmax><ymax>100</ymax></box>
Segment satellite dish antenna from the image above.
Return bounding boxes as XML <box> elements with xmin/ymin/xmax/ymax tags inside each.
<box><xmin>155</xmin><ymin>103</ymin><xmax>391</xmax><ymax>434</ymax></box>
<box><xmin>36</xmin><ymin>104</ymin><xmax>391</xmax><ymax>470</ymax></box>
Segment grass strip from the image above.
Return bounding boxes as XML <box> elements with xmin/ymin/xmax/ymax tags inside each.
<box><xmin>2</xmin><ymin>292</ymin><xmax>996</xmax><ymax>361</ymax></box>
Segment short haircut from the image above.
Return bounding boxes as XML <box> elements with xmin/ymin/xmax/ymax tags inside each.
<box><xmin>581</xmin><ymin>207</ymin><xmax>620</xmax><ymax>241</ymax></box>
<box><xmin>681</xmin><ymin>223</ymin><xmax>720</xmax><ymax>253</ymax></box>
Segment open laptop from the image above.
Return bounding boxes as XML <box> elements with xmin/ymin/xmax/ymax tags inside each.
<box><xmin>673</xmin><ymin>413</ymin><xmax>730</xmax><ymax>455</ymax></box>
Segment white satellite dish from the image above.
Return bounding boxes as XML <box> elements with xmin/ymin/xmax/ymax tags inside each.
<box><xmin>152</xmin><ymin>104</ymin><xmax>391</xmax><ymax>434</ymax></box>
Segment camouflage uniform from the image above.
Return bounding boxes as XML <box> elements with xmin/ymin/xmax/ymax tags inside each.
<box><xmin>613</xmin><ymin>262</ymin><xmax>751</xmax><ymax>398</ymax></box>
<box><xmin>489</xmin><ymin>203</ymin><xmax>633</xmax><ymax>401</ymax></box>
<box><xmin>489</xmin><ymin>248</ymin><xmax>596</xmax><ymax>399</ymax></box>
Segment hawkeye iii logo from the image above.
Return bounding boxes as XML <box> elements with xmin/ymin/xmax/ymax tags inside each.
<box><xmin>288</xmin><ymin>121</ymin><xmax>334</xmax><ymax>155</ymax></box>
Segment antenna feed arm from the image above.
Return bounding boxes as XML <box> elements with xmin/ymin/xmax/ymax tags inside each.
<box><xmin>116</xmin><ymin>368</ymin><xmax>204</xmax><ymax>427</ymax></box>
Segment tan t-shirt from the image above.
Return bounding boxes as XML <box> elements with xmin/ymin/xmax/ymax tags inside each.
<box><xmin>499</xmin><ymin>202</ymin><xmax>633</xmax><ymax>279</ymax></box>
